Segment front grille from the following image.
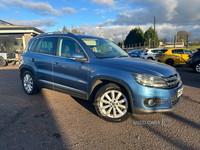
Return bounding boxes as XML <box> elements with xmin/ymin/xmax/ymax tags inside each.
<box><xmin>171</xmin><ymin>96</ymin><xmax>181</xmax><ymax>106</ymax></box>
<box><xmin>9</xmin><ymin>53</ymin><xmax>15</xmax><ymax>59</ymax></box>
<box><xmin>163</xmin><ymin>74</ymin><xmax>180</xmax><ymax>88</ymax></box>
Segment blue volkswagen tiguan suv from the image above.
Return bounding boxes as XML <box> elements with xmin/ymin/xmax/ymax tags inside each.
<box><xmin>19</xmin><ymin>32</ymin><xmax>183</xmax><ymax>122</ymax></box>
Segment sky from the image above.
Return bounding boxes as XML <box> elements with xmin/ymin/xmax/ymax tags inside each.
<box><xmin>1</xmin><ymin>0</ymin><xmax>200</xmax><ymax>43</ymax></box>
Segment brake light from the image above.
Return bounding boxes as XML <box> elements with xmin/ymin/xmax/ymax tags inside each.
<box><xmin>144</xmin><ymin>53</ymin><xmax>148</xmax><ymax>55</ymax></box>
<box><xmin>19</xmin><ymin>54</ymin><xmax>22</xmax><ymax>59</ymax></box>
<box><xmin>130</xmin><ymin>54</ymin><xmax>133</xmax><ymax>57</ymax></box>
<box><xmin>190</xmin><ymin>54</ymin><xmax>196</xmax><ymax>58</ymax></box>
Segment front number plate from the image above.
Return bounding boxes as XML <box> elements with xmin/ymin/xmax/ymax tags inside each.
<box><xmin>177</xmin><ymin>87</ymin><xmax>183</xmax><ymax>98</ymax></box>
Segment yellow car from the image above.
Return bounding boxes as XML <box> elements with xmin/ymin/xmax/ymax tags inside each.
<box><xmin>155</xmin><ymin>48</ymin><xmax>192</xmax><ymax>66</ymax></box>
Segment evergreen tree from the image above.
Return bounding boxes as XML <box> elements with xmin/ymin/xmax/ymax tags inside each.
<box><xmin>124</xmin><ymin>27</ymin><xmax>145</xmax><ymax>48</ymax></box>
<box><xmin>144</xmin><ymin>26</ymin><xmax>160</xmax><ymax>48</ymax></box>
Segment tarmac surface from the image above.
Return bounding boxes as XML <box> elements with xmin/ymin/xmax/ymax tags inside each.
<box><xmin>0</xmin><ymin>64</ymin><xmax>199</xmax><ymax>150</ymax></box>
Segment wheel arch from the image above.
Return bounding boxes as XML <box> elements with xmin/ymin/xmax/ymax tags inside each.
<box><xmin>165</xmin><ymin>58</ymin><xmax>174</xmax><ymax>64</ymax></box>
<box><xmin>89</xmin><ymin>77</ymin><xmax>135</xmax><ymax>113</ymax></box>
<box><xmin>20</xmin><ymin>66</ymin><xmax>35</xmax><ymax>80</ymax></box>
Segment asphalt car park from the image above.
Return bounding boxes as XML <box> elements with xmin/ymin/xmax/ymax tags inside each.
<box><xmin>0</xmin><ymin>64</ymin><xmax>199</xmax><ymax>149</ymax></box>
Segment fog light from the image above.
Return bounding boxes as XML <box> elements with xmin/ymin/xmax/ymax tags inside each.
<box><xmin>148</xmin><ymin>99</ymin><xmax>156</xmax><ymax>106</ymax></box>
<box><xmin>144</xmin><ymin>98</ymin><xmax>159</xmax><ymax>107</ymax></box>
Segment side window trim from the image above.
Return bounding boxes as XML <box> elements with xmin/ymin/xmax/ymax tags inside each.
<box><xmin>33</xmin><ymin>38</ymin><xmax>42</xmax><ymax>53</ymax></box>
<box><xmin>29</xmin><ymin>39</ymin><xmax>37</xmax><ymax>52</ymax></box>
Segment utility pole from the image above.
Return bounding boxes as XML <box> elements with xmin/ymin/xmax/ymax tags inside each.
<box><xmin>154</xmin><ymin>16</ymin><xmax>156</xmax><ymax>48</ymax></box>
<box><xmin>149</xmin><ymin>39</ymin><xmax>151</xmax><ymax>48</ymax></box>
<box><xmin>122</xmin><ymin>33</ymin><xmax>124</xmax><ymax>49</ymax></box>
<box><xmin>100</xmin><ymin>28</ymin><xmax>103</xmax><ymax>37</ymax></box>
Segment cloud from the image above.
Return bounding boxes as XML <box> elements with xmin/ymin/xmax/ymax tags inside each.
<box><xmin>80</xmin><ymin>8</ymin><xmax>87</xmax><ymax>11</ymax></box>
<box><xmin>1</xmin><ymin>0</ymin><xmax>77</xmax><ymax>16</ymax></box>
<box><xmin>94</xmin><ymin>9</ymin><xmax>107</xmax><ymax>14</ymax></box>
<box><xmin>0</xmin><ymin>2</ymin><xmax>8</xmax><ymax>9</ymax></box>
<box><xmin>89</xmin><ymin>0</ymin><xmax>115</xmax><ymax>6</ymax></box>
<box><xmin>37</xmin><ymin>27</ymin><xmax>49</xmax><ymax>32</ymax></box>
<box><xmin>77</xmin><ymin>24</ymin><xmax>200</xmax><ymax>44</ymax></box>
<box><xmin>96</xmin><ymin>0</ymin><xmax>200</xmax><ymax>27</ymax></box>
<box><xmin>6</xmin><ymin>17</ymin><xmax>57</xmax><ymax>27</ymax></box>
<box><xmin>96</xmin><ymin>19</ymin><xmax>115</xmax><ymax>26</ymax></box>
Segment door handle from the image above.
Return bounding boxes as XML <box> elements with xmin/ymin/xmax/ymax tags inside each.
<box><xmin>31</xmin><ymin>58</ymin><xmax>35</xmax><ymax>62</ymax></box>
<box><xmin>54</xmin><ymin>62</ymin><xmax>58</xmax><ymax>67</ymax></box>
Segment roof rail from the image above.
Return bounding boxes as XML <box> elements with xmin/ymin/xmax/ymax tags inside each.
<box><xmin>40</xmin><ymin>31</ymin><xmax>75</xmax><ymax>35</ymax></box>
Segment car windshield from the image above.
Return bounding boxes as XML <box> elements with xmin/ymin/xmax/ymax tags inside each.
<box><xmin>128</xmin><ymin>50</ymin><xmax>137</xmax><ymax>53</ymax></box>
<box><xmin>82</xmin><ymin>38</ymin><xmax>128</xmax><ymax>58</ymax></box>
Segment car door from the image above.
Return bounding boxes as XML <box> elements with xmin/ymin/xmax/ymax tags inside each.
<box><xmin>52</xmin><ymin>37</ymin><xmax>89</xmax><ymax>99</ymax></box>
<box><xmin>152</xmin><ymin>50</ymin><xmax>160</xmax><ymax>59</ymax></box>
<box><xmin>182</xmin><ymin>49</ymin><xmax>192</xmax><ymax>62</ymax></box>
<box><xmin>171</xmin><ymin>49</ymin><xmax>183</xmax><ymax>64</ymax></box>
<box><xmin>30</xmin><ymin>37</ymin><xmax>56</xmax><ymax>89</ymax></box>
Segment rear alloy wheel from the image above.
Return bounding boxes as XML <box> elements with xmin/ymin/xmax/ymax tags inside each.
<box><xmin>94</xmin><ymin>83</ymin><xmax>131</xmax><ymax>122</ymax></box>
<box><xmin>0</xmin><ymin>57</ymin><xmax>6</xmax><ymax>67</ymax></box>
<box><xmin>195</xmin><ymin>62</ymin><xmax>200</xmax><ymax>73</ymax></box>
<box><xmin>165</xmin><ymin>59</ymin><xmax>174</xmax><ymax>66</ymax></box>
<box><xmin>22</xmin><ymin>71</ymin><xmax>40</xmax><ymax>95</ymax></box>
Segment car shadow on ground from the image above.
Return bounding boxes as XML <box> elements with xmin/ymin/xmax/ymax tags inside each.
<box><xmin>0</xmin><ymin>67</ymin><xmax>69</xmax><ymax>150</ymax></box>
<box><xmin>71</xmin><ymin>96</ymin><xmax>99</xmax><ymax>117</ymax></box>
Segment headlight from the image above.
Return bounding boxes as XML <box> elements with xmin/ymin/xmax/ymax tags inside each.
<box><xmin>131</xmin><ymin>73</ymin><xmax>168</xmax><ymax>88</ymax></box>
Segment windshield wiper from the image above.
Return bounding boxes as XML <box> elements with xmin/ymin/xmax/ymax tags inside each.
<box><xmin>114</xmin><ymin>55</ymin><xmax>129</xmax><ymax>58</ymax></box>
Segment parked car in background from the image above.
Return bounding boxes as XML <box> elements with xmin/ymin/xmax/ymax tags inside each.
<box><xmin>19</xmin><ymin>32</ymin><xmax>183</xmax><ymax>122</ymax></box>
<box><xmin>155</xmin><ymin>48</ymin><xmax>192</xmax><ymax>66</ymax></box>
<box><xmin>0</xmin><ymin>51</ymin><xmax>17</xmax><ymax>67</ymax></box>
<box><xmin>186</xmin><ymin>48</ymin><xmax>200</xmax><ymax>73</ymax></box>
<box><xmin>128</xmin><ymin>49</ymin><xmax>144</xmax><ymax>57</ymax></box>
<box><xmin>140</xmin><ymin>48</ymin><xmax>163</xmax><ymax>60</ymax></box>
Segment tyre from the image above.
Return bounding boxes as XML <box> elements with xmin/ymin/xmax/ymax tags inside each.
<box><xmin>22</xmin><ymin>71</ymin><xmax>40</xmax><ymax>95</ymax></box>
<box><xmin>0</xmin><ymin>57</ymin><xmax>6</xmax><ymax>67</ymax></box>
<box><xmin>11</xmin><ymin>61</ymin><xmax>16</xmax><ymax>65</ymax></box>
<box><xmin>147</xmin><ymin>57</ymin><xmax>153</xmax><ymax>60</ymax></box>
<box><xmin>165</xmin><ymin>59</ymin><xmax>174</xmax><ymax>66</ymax></box>
<box><xmin>94</xmin><ymin>83</ymin><xmax>131</xmax><ymax>122</ymax></box>
<box><xmin>194</xmin><ymin>62</ymin><xmax>200</xmax><ymax>73</ymax></box>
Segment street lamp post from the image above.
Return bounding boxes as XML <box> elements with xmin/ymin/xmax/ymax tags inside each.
<box><xmin>154</xmin><ymin>16</ymin><xmax>156</xmax><ymax>48</ymax></box>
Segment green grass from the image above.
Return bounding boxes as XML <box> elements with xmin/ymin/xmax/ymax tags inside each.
<box><xmin>187</xmin><ymin>46</ymin><xmax>200</xmax><ymax>51</ymax></box>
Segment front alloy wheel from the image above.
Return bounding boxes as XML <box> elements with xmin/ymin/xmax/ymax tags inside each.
<box><xmin>94</xmin><ymin>83</ymin><xmax>131</xmax><ymax>122</ymax></box>
<box><xmin>99</xmin><ymin>90</ymin><xmax>128</xmax><ymax>118</ymax></box>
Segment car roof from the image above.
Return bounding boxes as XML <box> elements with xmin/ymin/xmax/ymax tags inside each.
<box><xmin>35</xmin><ymin>32</ymin><xmax>103</xmax><ymax>40</ymax></box>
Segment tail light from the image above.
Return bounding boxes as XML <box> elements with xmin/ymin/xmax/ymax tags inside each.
<box><xmin>189</xmin><ymin>54</ymin><xmax>196</xmax><ymax>58</ymax></box>
<box><xmin>130</xmin><ymin>54</ymin><xmax>133</xmax><ymax>57</ymax></box>
<box><xmin>19</xmin><ymin>54</ymin><xmax>22</xmax><ymax>59</ymax></box>
<box><xmin>144</xmin><ymin>53</ymin><xmax>148</xmax><ymax>55</ymax></box>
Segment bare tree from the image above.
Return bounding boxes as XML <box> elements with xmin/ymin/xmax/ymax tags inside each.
<box><xmin>175</xmin><ymin>30</ymin><xmax>192</xmax><ymax>44</ymax></box>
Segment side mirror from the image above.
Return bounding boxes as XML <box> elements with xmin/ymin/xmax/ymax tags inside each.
<box><xmin>70</xmin><ymin>52</ymin><xmax>88</xmax><ymax>61</ymax></box>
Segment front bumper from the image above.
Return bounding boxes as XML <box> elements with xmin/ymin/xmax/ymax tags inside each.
<box><xmin>186</xmin><ymin>59</ymin><xmax>194</xmax><ymax>67</ymax></box>
<box><xmin>129</xmin><ymin>81</ymin><xmax>183</xmax><ymax>114</ymax></box>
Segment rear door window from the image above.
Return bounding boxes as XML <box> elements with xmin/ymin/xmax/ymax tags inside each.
<box><xmin>172</xmin><ymin>49</ymin><xmax>184</xmax><ymax>54</ymax></box>
<box><xmin>183</xmin><ymin>50</ymin><xmax>192</xmax><ymax>54</ymax></box>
